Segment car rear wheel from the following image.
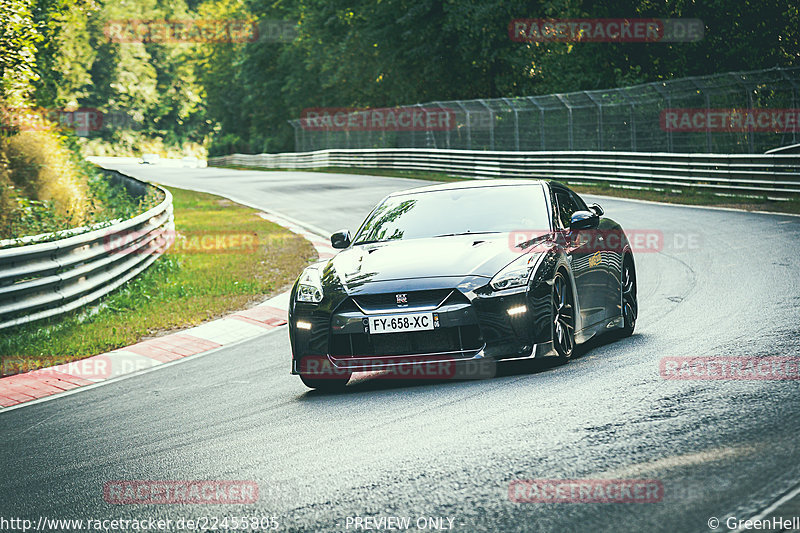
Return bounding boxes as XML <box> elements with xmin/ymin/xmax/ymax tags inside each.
<box><xmin>299</xmin><ymin>373</ymin><xmax>351</xmax><ymax>391</ymax></box>
<box><xmin>620</xmin><ymin>257</ymin><xmax>637</xmax><ymax>337</ymax></box>
<box><xmin>552</xmin><ymin>271</ymin><xmax>575</xmax><ymax>361</ymax></box>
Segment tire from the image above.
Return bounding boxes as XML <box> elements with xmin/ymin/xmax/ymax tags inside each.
<box><xmin>299</xmin><ymin>373</ymin><xmax>351</xmax><ymax>391</ymax></box>
<box><xmin>552</xmin><ymin>271</ymin><xmax>575</xmax><ymax>361</ymax></box>
<box><xmin>620</xmin><ymin>256</ymin><xmax>638</xmax><ymax>337</ymax></box>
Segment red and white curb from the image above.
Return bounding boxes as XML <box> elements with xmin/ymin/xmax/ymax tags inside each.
<box><xmin>0</xmin><ymin>212</ymin><xmax>334</xmax><ymax>410</ymax></box>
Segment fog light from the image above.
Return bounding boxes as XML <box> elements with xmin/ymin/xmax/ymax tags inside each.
<box><xmin>507</xmin><ymin>305</ymin><xmax>527</xmax><ymax>316</ymax></box>
<box><xmin>296</xmin><ymin>321</ymin><xmax>312</xmax><ymax>330</ymax></box>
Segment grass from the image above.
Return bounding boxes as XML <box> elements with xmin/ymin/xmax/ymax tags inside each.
<box><xmin>216</xmin><ymin>164</ymin><xmax>800</xmax><ymax>215</ymax></box>
<box><xmin>0</xmin><ymin>186</ymin><xmax>317</xmax><ymax>376</ymax></box>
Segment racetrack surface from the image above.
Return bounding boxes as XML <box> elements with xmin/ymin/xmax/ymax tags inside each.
<box><xmin>2</xmin><ymin>160</ymin><xmax>800</xmax><ymax>532</ymax></box>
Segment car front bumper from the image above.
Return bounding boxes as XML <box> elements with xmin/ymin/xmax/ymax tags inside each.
<box><xmin>290</xmin><ymin>276</ymin><xmax>556</xmax><ymax>375</ymax></box>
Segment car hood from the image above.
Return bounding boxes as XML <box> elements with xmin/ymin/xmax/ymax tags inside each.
<box><xmin>326</xmin><ymin>234</ymin><xmax>532</xmax><ymax>290</ymax></box>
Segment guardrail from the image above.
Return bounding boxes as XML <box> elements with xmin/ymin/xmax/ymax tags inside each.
<box><xmin>0</xmin><ymin>170</ymin><xmax>174</xmax><ymax>331</ymax></box>
<box><xmin>766</xmin><ymin>143</ymin><xmax>800</xmax><ymax>155</ymax></box>
<box><xmin>209</xmin><ymin>148</ymin><xmax>800</xmax><ymax>199</ymax></box>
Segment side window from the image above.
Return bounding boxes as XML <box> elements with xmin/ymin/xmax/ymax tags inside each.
<box><xmin>569</xmin><ymin>191</ymin><xmax>588</xmax><ymax>212</ymax></box>
<box><xmin>555</xmin><ymin>191</ymin><xmax>579</xmax><ymax>228</ymax></box>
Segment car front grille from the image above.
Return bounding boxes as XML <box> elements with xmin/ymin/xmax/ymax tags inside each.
<box><xmin>330</xmin><ymin>325</ymin><xmax>483</xmax><ymax>358</ymax></box>
<box><xmin>352</xmin><ymin>289</ymin><xmax>452</xmax><ymax>312</ymax></box>
<box><xmin>329</xmin><ymin>289</ymin><xmax>483</xmax><ymax>361</ymax></box>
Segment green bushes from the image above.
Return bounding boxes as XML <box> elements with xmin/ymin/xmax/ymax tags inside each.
<box><xmin>0</xmin><ymin>127</ymin><xmax>156</xmax><ymax>240</ymax></box>
<box><xmin>4</xmin><ymin>129</ymin><xmax>89</xmax><ymax>222</ymax></box>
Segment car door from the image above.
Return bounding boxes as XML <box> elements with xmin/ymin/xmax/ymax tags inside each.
<box><xmin>553</xmin><ymin>188</ymin><xmax>608</xmax><ymax>329</ymax></box>
<box><xmin>569</xmin><ymin>190</ymin><xmax>619</xmax><ymax>323</ymax></box>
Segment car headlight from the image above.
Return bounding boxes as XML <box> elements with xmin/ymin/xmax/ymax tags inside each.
<box><xmin>296</xmin><ymin>267</ymin><xmax>324</xmax><ymax>303</ymax></box>
<box><xmin>490</xmin><ymin>253</ymin><xmax>543</xmax><ymax>291</ymax></box>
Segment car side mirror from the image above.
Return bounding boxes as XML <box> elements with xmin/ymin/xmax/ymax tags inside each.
<box><xmin>330</xmin><ymin>230</ymin><xmax>351</xmax><ymax>249</ymax></box>
<box><xmin>589</xmin><ymin>203</ymin><xmax>604</xmax><ymax>217</ymax></box>
<box><xmin>570</xmin><ymin>211</ymin><xmax>599</xmax><ymax>231</ymax></box>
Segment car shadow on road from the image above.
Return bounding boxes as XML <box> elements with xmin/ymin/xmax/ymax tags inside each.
<box><xmin>297</xmin><ymin>357</ymin><xmax>565</xmax><ymax>397</ymax></box>
<box><xmin>575</xmin><ymin>330</ymin><xmax>637</xmax><ymax>356</ymax></box>
<box><xmin>298</xmin><ymin>331</ymin><xmax>646</xmax><ymax>398</ymax></box>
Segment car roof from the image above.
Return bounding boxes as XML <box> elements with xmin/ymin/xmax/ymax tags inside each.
<box><xmin>388</xmin><ymin>178</ymin><xmax>548</xmax><ymax>197</ymax></box>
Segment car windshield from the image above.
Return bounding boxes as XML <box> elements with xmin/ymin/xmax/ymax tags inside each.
<box><xmin>352</xmin><ymin>184</ymin><xmax>550</xmax><ymax>244</ymax></box>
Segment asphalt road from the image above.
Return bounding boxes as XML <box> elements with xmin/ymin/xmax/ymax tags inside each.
<box><xmin>2</xmin><ymin>159</ymin><xmax>800</xmax><ymax>533</ymax></box>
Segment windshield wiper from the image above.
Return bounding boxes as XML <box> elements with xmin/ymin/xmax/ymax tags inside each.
<box><xmin>433</xmin><ymin>231</ymin><xmax>501</xmax><ymax>238</ymax></box>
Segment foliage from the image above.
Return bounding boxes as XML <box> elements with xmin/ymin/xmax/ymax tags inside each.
<box><xmin>0</xmin><ymin>0</ymin><xmax>41</xmax><ymax>107</ymax></box>
<box><xmin>0</xmin><ymin>126</ymin><xmax>160</xmax><ymax>240</ymax></box>
<box><xmin>3</xmin><ymin>128</ymin><xmax>89</xmax><ymax>222</ymax></box>
<box><xmin>2</xmin><ymin>0</ymin><xmax>799</xmax><ymax>157</ymax></box>
<box><xmin>202</xmin><ymin>0</ymin><xmax>800</xmax><ymax>154</ymax></box>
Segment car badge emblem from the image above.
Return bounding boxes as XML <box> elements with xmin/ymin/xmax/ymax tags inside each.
<box><xmin>396</xmin><ymin>293</ymin><xmax>408</xmax><ymax>305</ymax></box>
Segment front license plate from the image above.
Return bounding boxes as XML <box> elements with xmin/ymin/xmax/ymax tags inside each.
<box><xmin>368</xmin><ymin>312</ymin><xmax>435</xmax><ymax>334</ymax></box>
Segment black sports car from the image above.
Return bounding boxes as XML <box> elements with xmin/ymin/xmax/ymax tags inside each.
<box><xmin>289</xmin><ymin>180</ymin><xmax>637</xmax><ymax>390</ymax></box>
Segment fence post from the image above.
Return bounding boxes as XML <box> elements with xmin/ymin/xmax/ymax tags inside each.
<box><xmin>556</xmin><ymin>94</ymin><xmax>573</xmax><ymax>150</ymax></box>
<box><xmin>503</xmin><ymin>97</ymin><xmax>520</xmax><ymax>151</ymax></box>
<box><xmin>290</xmin><ymin>120</ymin><xmax>300</xmax><ymax>152</ymax></box>
<box><xmin>651</xmin><ymin>84</ymin><xmax>672</xmax><ymax>153</ymax></box>
<box><xmin>584</xmin><ymin>91</ymin><xmax>603</xmax><ymax>150</ymax></box>
<box><xmin>689</xmin><ymin>77</ymin><xmax>712</xmax><ymax>152</ymax></box>
<box><xmin>744</xmin><ymin>75</ymin><xmax>754</xmax><ymax>155</ymax></box>
<box><xmin>455</xmin><ymin>102</ymin><xmax>471</xmax><ymax>150</ymax></box>
<box><xmin>779</xmin><ymin>69</ymin><xmax>799</xmax><ymax>147</ymax></box>
<box><xmin>479</xmin><ymin>99</ymin><xmax>495</xmax><ymax>150</ymax></box>
<box><xmin>527</xmin><ymin>97</ymin><xmax>546</xmax><ymax>150</ymax></box>
<box><xmin>434</xmin><ymin>101</ymin><xmax>452</xmax><ymax>149</ymax></box>
<box><xmin>618</xmin><ymin>89</ymin><xmax>637</xmax><ymax>151</ymax></box>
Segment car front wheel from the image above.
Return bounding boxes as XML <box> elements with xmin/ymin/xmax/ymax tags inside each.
<box><xmin>552</xmin><ymin>271</ymin><xmax>575</xmax><ymax>361</ymax></box>
<box><xmin>620</xmin><ymin>257</ymin><xmax>637</xmax><ymax>337</ymax></box>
